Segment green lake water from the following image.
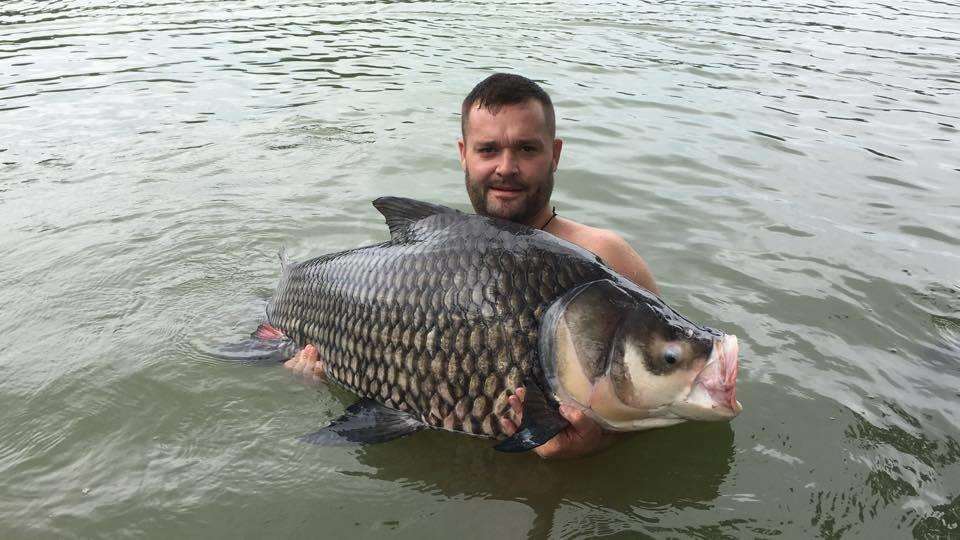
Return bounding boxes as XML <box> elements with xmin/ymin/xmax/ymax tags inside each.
<box><xmin>1</xmin><ymin>0</ymin><xmax>958</xmax><ymax>537</ymax></box>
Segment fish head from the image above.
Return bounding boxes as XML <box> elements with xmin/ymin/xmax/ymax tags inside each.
<box><xmin>540</xmin><ymin>280</ymin><xmax>742</xmax><ymax>431</ymax></box>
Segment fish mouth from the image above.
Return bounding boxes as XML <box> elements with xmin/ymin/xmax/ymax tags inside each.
<box><xmin>680</xmin><ymin>334</ymin><xmax>742</xmax><ymax>419</ymax></box>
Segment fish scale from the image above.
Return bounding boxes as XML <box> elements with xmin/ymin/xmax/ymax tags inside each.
<box><xmin>267</xmin><ymin>202</ymin><xmax>609</xmax><ymax>438</ymax></box>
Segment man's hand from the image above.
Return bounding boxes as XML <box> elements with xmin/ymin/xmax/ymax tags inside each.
<box><xmin>283</xmin><ymin>344</ymin><xmax>326</xmax><ymax>383</ymax></box>
<box><xmin>498</xmin><ymin>387</ymin><xmax>621</xmax><ymax>459</ymax></box>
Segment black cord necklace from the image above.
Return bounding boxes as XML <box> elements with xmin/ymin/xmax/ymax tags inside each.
<box><xmin>540</xmin><ymin>206</ymin><xmax>558</xmax><ymax>230</ymax></box>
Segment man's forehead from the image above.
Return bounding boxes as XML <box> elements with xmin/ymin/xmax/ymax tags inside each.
<box><xmin>464</xmin><ymin>99</ymin><xmax>550</xmax><ymax>138</ymax></box>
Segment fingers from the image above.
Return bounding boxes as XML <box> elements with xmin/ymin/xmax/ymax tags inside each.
<box><xmin>302</xmin><ymin>345</ymin><xmax>326</xmax><ymax>379</ymax></box>
<box><xmin>500</xmin><ymin>386</ymin><xmax>523</xmax><ymax>425</ymax></box>
<box><xmin>508</xmin><ymin>394</ymin><xmax>522</xmax><ymax>415</ymax></box>
<box><xmin>283</xmin><ymin>345</ymin><xmax>325</xmax><ymax>381</ymax></box>
<box><xmin>499</xmin><ymin>416</ymin><xmax>517</xmax><ymax>436</ymax></box>
<box><xmin>500</xmin><ymin>386</ymin><xmax>528</xmax><ymax>435</ymax></box>
<box><xmin>559</xmin><ymin>405</ymin><xmax>601</xmax><ymax>436</ymax></box>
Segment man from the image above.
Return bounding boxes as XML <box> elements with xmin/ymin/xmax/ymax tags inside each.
<box><xmin>286</xmin><ymin>73</ymin><xmax>660</xmax><ymax>459</ymax></box>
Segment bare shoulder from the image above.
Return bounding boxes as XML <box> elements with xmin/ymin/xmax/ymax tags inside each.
<box><xmin>551</xmin><ymin>218</ymin><xmax>661</xmax><ymax>295</ymax></box>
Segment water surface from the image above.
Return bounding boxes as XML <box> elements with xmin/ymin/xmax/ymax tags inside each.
<box><xmin>1</xmin><ymin>0</ymin><xmax>959</xmax><ymax>537</ymax></box>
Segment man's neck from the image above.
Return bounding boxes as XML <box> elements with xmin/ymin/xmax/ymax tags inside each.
<box><xmin>526</xmin><ymin>205</ymin><xmax>555</xmax><ymax>231</ymax></box>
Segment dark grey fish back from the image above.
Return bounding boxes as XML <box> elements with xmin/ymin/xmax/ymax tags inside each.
<box><xmin>268</xmin><ymin>213</ymin><xmax>609</xmax><ymax>437</ymax></box>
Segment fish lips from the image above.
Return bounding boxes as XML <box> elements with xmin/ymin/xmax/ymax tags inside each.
<box><xmin>675</xmin><ymin>334</ymin><xmax>742</xmax><ymax>421</ymax></box>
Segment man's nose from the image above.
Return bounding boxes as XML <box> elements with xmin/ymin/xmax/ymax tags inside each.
<box><xmin>495</xmin><ymin>149</ymin><xmax>519</xmax><ymax>177</ymax></box>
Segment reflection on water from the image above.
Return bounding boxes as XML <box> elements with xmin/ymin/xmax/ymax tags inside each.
<box><xmin>352</xmin><ymin>423</ymin><xmax>734</xmax><ymax>536</ymax></box>
<box><xmin>357</xmin><ymin>424</ymin><xmax>733</xmax><ymax>533</ymax></box>
<box><xmin>1</xmin><ymin>0</ymin><xmax>959</xmax><ymax>537</ymax></box>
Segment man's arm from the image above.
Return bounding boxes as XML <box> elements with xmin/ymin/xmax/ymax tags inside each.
<box><xmin>583</xmin><ymin>229</ymin><xmax>661</xmax><ymax>296</ymax></box>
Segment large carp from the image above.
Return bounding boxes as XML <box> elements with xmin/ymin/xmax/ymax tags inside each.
<box><xmin>262</xmin><ymin>197</ymin><xmax>741</xmax><ymax>451</ymax></box>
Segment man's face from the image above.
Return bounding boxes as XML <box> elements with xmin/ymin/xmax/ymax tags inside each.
<box><xmin>458</xmin><ymin>99</ymin><xmax>563</xmax><ymax>225</ymax></box>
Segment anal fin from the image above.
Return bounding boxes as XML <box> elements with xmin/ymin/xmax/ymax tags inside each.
<box><xmin>300</xmin><ymin>399</ymin><xmax>425</xmax><ymax>446</ymax></box>
<box><xmin>494</xmin><ymin>379</ymin><xmax>569</xmax><ymax>453</ymax></box>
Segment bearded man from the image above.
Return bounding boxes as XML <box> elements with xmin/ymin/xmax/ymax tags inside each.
<box><xmin>286</xmin><ymin>73</ymin><xmax>660</xmax><ymax>459</ymax></box>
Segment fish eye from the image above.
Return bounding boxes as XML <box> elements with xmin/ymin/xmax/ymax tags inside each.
<box><xmin>663</xmin><ymin>345</ymin><xmax>681</xmax><ymax>365</ymax></box>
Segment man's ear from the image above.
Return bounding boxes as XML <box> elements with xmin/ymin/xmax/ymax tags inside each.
<box><xmin>457</xmin><ymin>137</ymin><xmax>467</xmax><ymax>171</ymax></box>
<box><xmin>552</xmin><ymin>138</ymin><xmax>563</xmax><ymax>172</ymax></box>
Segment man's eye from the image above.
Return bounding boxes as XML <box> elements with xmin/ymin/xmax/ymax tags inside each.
<box><xmin>521</xmin><ymin>145</ymin><xmax>537</xmax><ymax>153</ymax></box>
<box><xmin>477</xmin><ymin>147</ymin><xmax>495</xmax><ymax>154</ymax></box>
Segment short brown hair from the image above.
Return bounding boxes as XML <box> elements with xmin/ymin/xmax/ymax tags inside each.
<box><xmin>461</xmin><ymin>73</ymin><xmax>556</xmax><ymax>139</ymax></box>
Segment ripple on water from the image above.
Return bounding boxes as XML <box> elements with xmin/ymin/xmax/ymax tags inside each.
<box><xmin>2</xmin><ymin>0</ymin><xmax>960</xmax><ymax>536</ymax></box>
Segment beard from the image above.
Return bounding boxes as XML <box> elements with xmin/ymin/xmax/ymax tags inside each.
<box><xmin>465</xmin><ymin>169</ymin><xmax>554</xmax><ymax>225</ymax></box>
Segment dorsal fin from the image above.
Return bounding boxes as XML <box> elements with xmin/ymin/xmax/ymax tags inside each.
<box><xmin>372</xmin><ymin>197</ymin><xmax>461</xmax><ymax>238</ymax></box>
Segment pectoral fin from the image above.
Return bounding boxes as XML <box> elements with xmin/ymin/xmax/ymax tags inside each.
<box><xmin>299</xmin><ymin>399</ymin><xmax>426</xmax><ymax>445</ymax></box>
<box><xmin>494</xmin><ymin>379</ymin><xmax>569</xmax><ymax>453</ymax></box>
